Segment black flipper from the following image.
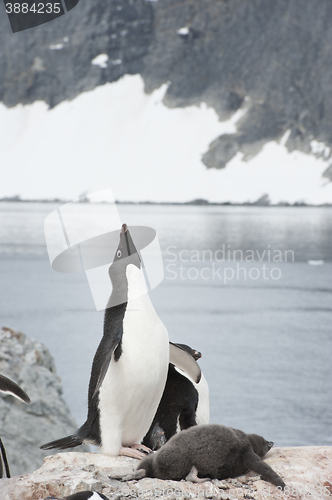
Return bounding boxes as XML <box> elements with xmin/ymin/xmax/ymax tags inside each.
<box><xmin>0</xmin><ymin>438</ymin><xmax>10</xmax><ymax>478</ymax></box>
<box><xmin>243</xmin><ymin>450</ymin><xmax>286</xmax><ymax>489</ymax></box>
<box><xmin>0</xmin><ymin>374</ymin><xmax>31</xmax><ymax>404</ymax></box>
<box><xmin>92</xmin><ymin>306</ymin><xmax>125</xmax><ymax>398</ymax></box>
<box><xmin>40</xmin><ymin>434</ymin><xmax>83</xmax><ymax>451</ymax></box>
<box><xmin>92</xmin><ymin>347</ymin><xmax>117</xmax><ymax>398</ymax></box>
<box><xmin>41</xmin><ymin>305</ymin><xmax>126</xmax><ymax>452</ymax></box>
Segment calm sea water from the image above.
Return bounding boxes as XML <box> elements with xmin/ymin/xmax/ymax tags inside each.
<box><xmin>0</xmin><ymin>202</ymin><xmax>331</xmax><ymax>447</ymax></box>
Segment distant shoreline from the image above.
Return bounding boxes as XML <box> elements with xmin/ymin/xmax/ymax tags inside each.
<box><xmin>0</xmin><ymin>196</ymin><xmax>331</xmax><ymax>207</ymax></box>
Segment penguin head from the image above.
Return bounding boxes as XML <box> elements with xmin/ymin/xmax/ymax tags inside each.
<box><xmin>111</xmin><ymin>224</ymin><xmax>141</xmax><ymax>270</ymax></box>
<box><xmin>173</xmin><ymin>343</ymin><xmax>202</xmax><ymax>361</ymax></box>
<box><xmin>248</xmin><ymin>434</ymin><xmax>274</xmax><ymax>457</ymax></box>
<box><xmin>106</xmin><ymin>224</ymin><xmax>142</xmax><ymax>306</ymax></box>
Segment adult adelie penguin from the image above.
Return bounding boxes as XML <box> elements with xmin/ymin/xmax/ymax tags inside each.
<box><xmin>0</xmin><ymin>374</ymin><xmax>31</xmax><ymax>478</ymax></box>
<box><xmin>41</xmin><ymin>224</ymin><xmax>170</xmax><ymax>458</ymax></box>
<box><xmin>143</xmin><ymin>343</ymin><xmax>209</xmax><ymax>450</ymax></box>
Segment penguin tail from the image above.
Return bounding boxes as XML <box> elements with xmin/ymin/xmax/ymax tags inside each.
<box><xmin>40</xmin><ymin>434</ymin><xmax>83</xmax><ymax>451</ymax></box>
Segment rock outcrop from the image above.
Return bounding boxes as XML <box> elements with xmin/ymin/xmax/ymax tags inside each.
<box><xmin>0</xmin><ymin>327</ymin><xmax>88</xmax><ymax>477</ymax></box>
<box><xmin>0</xmin><ymin>330</ymin><xmax>331</xmax><ymax>498</ymax></box>
<box><xmin>0</xmin><ymin>0</ymin><xmax>332</xmax><ymax>170</ymax></box>
<box><xmin>1</xmin><ymin>447</ymin><xmax>332</xmax><ymax>500</ymax></box>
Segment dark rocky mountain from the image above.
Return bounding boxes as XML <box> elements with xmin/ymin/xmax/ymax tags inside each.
<box><xmin>0</xmin><ymin>0</ymin><xmax>331</xmax><ymax>176</ymax></box>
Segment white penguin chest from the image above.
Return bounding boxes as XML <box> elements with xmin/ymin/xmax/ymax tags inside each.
<box><xmin>121</xmin><ymin>294</ymin><xmax>169</xmax><ymax>387</ymax></box>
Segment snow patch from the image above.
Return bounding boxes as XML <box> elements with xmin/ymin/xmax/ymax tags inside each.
<box><xmin>279</xmin><ymin>129</ymin><xmax>291</xmax><ymax>147</ymax></box>
<box><xmin>310</xmin><ymin>139</ymin><xmax>331</xmax><ymax>159</ymax></box>
<box><xmin>0</xmin><ymin>74</ymin><xmax>331</xmax><ymax>204</ymax></box>
<box><xmin>32</xmin><ymin>57</ymin><xmax>45</xmax><ymax>72</ymax></box>
<box><xmin>177</xmin><ymin>27</ymin><xmax>190</xmax><ymax>35</ymax></box>
<box><xmin>307</xmin><ymin>260</ymin><xmax>325</xmax><ymax>266</ymax></box>
<box><xmin>91</xmin><ymin>54</ymin><xmax>109</xmax><ymax>69</ymax></box>
<box><xmin>229</xmin><ymin>106</ymin><xmax>248</xmax><ymax>127</ymax></box>
<box><xmin>49</xmin><ymin>43</ymin><xmax>64</xmax><ymax>50</ymax></box>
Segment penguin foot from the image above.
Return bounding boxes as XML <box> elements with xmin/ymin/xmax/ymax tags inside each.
<box><xmin>185</xmin><ymin>466</ymin><xmax>210</xmax><ymax>483</ymax></box>
<box><xmin>121</xmin><ymin>468</ymin><xmax>147</xmax><ymax>481</ymax></box>
<box><xmin>129</xmin><ymin>443</ymin><xmax>152</xmax><ymax>455</ymax></box>
<box><xmin>119</xmin><ymin>446</ymin><xmax>146</xmax><ymax>459</ymax></box>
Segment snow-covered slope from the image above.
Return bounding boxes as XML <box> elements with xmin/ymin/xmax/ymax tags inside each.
<box><xmin>0</xmin><ymin>74</ymin><xmax>331</xmax><ymax>204</ymax></box>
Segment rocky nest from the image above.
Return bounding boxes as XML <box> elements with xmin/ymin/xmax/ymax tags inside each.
<box><xmin>1</xmin><ymin>447</ymin><xmax>332</xmax><ymax>499</ymax></box>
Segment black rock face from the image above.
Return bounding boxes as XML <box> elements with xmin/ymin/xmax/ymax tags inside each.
<box><xmin>0</xmin><ymin>0</ymin><xmax>154</xmax><ymax>108</ymax></box>
<box><xmin>1</xmin><ymin>0</ymin><xmax>332</xmax><ymax>170</ymax></box>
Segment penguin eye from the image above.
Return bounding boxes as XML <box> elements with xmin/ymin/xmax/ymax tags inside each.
<box><xmin>117</xmin><ymin>250</ymin><xmax>122</xmax><ymax>258</ymax></box>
